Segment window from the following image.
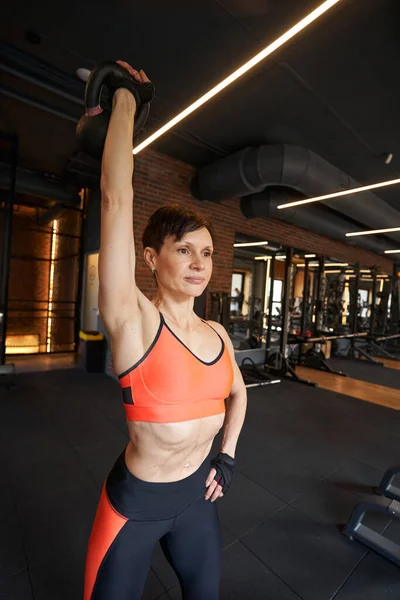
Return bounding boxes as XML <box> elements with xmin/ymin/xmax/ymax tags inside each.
<box><xmin>231</xmin><ymin>273</ymin><xmax>244</xmax><ymax>297</ymax></box>
<box><xmin>267</xmin><ymin>279</ymin><xmax>283</xmax><ymax>316</ymax></box>
<box><xmin>359</xmin><ymin>289</ymin><xmax>369</xmax><ymax>318</ymax></box>
<box><xmin>272</xmin><ymin>280</ymin><xmax>283</xmax><ymax>316</ymax></box>
<box><xmin>231</xmin><ymin>273</ymin><xmax>244</xmax><ymax>314</ymax></box>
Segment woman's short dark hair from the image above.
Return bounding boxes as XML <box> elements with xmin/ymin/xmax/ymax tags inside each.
<box><xmin>142</xmin><ymin>204</ymin><xmax>215</xmax><ymax>253</ymax></box>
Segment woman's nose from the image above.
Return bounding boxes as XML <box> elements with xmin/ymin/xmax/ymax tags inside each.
<box><xmin>191</xmin><ymin>256</ymin><xmax>205</xmax><ymax>270</ymax></box>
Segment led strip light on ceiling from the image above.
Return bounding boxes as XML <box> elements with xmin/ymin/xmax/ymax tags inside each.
<box><xmin>346</xmin><ymin>226</ymin><xmax>400</xmax><ymax>238</ymax></box>
<box><xmin>133</xmin><ymin>0</ymin><xmax>341</xmax><ymax>155</ymax></box>
<box><xmin>297</xmin><ymin>262</ymin><xmax>348</xmax><ymax>267</ymax></box>
<box><xmin>277</xmin><ymin>178</ymin><xmax>400</xmax><ymax>209</ymax></box>
<box><xmin>233</xmin><ymin>241</ymin><xmax>269</xmax><ymax>247</ymax></box>
<box><xmin>384</xmin><ymin>249</ymin><xmax>400</xmax><ymax>254</ymax></box>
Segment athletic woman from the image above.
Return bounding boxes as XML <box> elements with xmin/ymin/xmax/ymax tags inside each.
<box><xmin>83</xmin><ymin>61</ymin><xmax>247</xmax><ymax>600</ymax></box>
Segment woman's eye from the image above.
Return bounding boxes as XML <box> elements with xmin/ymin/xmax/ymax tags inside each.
<box><xmin>178</xmin><ymin>248</ymin><xmax>188</xmax><ymax>254</ymax></box>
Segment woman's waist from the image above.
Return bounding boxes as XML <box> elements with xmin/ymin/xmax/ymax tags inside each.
<box><xmin>105</xmin><ymin>443</ymin><xmax>213</xmax><ymax>521</ymax></box>
<box><xmin>124</xmin><ymin>437</ymin><xmax>215</xmax><ymax>483</ymax></box>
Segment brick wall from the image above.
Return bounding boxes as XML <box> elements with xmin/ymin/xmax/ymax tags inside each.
<box><xmin>132</xmin><ymin>148</ymin><xmax>393</xmax><ymax>303</ymax></box>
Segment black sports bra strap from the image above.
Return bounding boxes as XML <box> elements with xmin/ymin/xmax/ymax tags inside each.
<box><xmin>201</xmin><ymin>319</ymin><xmax>223</xmax><ymax>341</ymax></box>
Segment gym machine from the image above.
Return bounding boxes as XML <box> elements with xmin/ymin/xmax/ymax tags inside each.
<box><xmin>390</xmin><ymin>263</ymin><xmax>400</xmax><ymax>336</ymax></box>
<box><xmin>363</xmin><ymin>269</ymin><xmax>400</xmax><ymax>361</ymax></box>
<box><xmin>334</xmin><ymin>266</ymin><xmax>383</xmax><ymax>365</ymax></box>
<box><xmin>292</xmin><ymin>257</ymin><xmax>348</xmax><ymax>375</ymax></box>
<box><xmin>282</xmin><ymin>257</ymin><xmax>398</xmax><ymax>373</ymax></box>
<box><xmin>263</xmin><ymin>248</ymin><xmax>315</xmax><ymax>386</ymax></box>
<box><xmin>210</xmin><ymin>289</ymin><xmax>281</xmax><ymax>388</ymax></box>
<box><xmin>251</xmin><ymin>250</ymin><xmax>351</xmax><ymax>384</ymax></box>
<box><xmin>224</xmin><ymin>244</ymin><xmax>400</xmax><ymax>386</ymax></box>
<box><xmin>307</xmin><ymin>265</ymin><xmax>394</xmax><ymax>366</ymax></box>
<box><xmin>344</xmin><ymin>465</ymin><xmax>400</xmax><ymax>567</ymax></box>
<box><xmin>274</xmin><ymin>254</ymin><xmax>348</xmax><ymax>377</ymax></box>
<box><xmin>342</xmin><ymin>267</ymin><xmax>400</xmax><ymax>363</ymax></box>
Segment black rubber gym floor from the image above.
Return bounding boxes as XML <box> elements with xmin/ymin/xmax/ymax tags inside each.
<box><xmin>327</xmin><ymin>358</ymin><xmax>400</xmax><ymax>390</ymax></box>
<box><xmin>1</xmin><ymin>368</ymin><xmax>399</xmax><ymax>600</ymax></box>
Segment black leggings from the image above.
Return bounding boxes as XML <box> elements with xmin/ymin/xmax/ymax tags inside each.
<box><xmin>84</xmin><ymin>449</ymin><xmax>221</xmax><ymax>600</ymax></box>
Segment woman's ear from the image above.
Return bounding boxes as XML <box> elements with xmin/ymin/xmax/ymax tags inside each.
<box><xmin>143</xmin><ymin>247</ymin><xmax>157</xmax><ymax>272</ymax></box>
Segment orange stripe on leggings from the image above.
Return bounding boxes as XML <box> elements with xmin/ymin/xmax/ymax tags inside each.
<box><xmin>84</xmin><ymin>484</ymin><xmax>128</xmax><ymax>600</ymax></box>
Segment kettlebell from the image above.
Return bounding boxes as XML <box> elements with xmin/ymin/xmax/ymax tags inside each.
<box><xmin>76</xmin><ymin>61</ymin><xmax>155</xmax><ymax>160</ymax></box>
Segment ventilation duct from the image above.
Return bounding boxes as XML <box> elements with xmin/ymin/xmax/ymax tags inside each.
<box><xmin>241</xmin><ymin>190</ymin><xmax>398</xmax><ymax>254</ymax></box>
<box><xmin>0</xmin><ymin>86</ymin><xmax>79</xmax><ymax>123</ymax></box>
<box><xmin>190</xmin><ymin>145</ymin><xmax>400</xmax><ymax>253</ymax></box>
<box><xmin>1</xmin><ymin>42</ymin><xmax>85</xmax><ymax>106</ymax></box>
<box><xmin>0</xmin><ymin>164</ymin><xmax>80</xmax><ymax>205</ymax></box>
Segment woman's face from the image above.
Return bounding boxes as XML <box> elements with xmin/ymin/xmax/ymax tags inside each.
<box><xmin>154</xmin><ymin>227</ymin><xmax>213</xmax><ymax>297</ymax></box>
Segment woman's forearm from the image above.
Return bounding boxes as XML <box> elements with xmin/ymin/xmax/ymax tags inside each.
<box><xmin>101</xmin><ymin>89</ymin><xmax>136</xmax><ymax>198</ymax></box>
<box><xmin>220</xmin><ymin>393</ymin><xmax>247</xmax><ymax>458</ymax></box>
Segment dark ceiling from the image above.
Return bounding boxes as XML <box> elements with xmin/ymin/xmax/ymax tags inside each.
<box><xmin>1</xmin><ymin>1</ymin><xmax>400</xmax><ymax>228</ymax></box>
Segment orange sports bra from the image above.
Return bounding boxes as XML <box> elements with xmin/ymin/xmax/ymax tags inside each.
<box><xmin>118</xmin><ymin>313</ymin><xmax>234</xmax><ymax>423</ymax></box>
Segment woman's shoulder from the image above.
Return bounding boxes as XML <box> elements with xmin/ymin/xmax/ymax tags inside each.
<box><xmin>203</xmin><ymin>320</ymin><xmax>229</xmax><ymax>341</ymax></box>
<box><xmin>204</xmin><ymin>320</ymin><xmax>236</xmax><ymax>364</ymax></box>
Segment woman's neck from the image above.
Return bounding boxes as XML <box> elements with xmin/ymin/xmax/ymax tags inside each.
<box><xmin>153</xmin><ymin>296</ymin><xmax>197</xmax><ymax>331</ymax></box>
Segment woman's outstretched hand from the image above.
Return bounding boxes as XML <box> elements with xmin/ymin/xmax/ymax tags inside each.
<box><xmin>116</xmin><ymin>60</ymin><xmax>151</xmax><ymax>85</ymax></box>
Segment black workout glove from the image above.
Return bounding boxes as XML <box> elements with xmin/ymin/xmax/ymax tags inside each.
<box><xmin>211</xmin><ymin>452</ymin><xmax>236</xmax><ymax>494</ymax></box>
<box><xmin>107</xmin><ymin>72</ymin><xmax>155</xmax><ymax>109</ymax></box>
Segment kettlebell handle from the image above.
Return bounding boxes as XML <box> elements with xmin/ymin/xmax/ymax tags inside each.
<box><xmin>85</xmin><ymin>61</ymin><xmax>129</xmax><ymax>116</ymax></box>
<box><xmin>76</xmin><ymin>61</ymin><xmax>154</xmax><ymax>159</ymax></box>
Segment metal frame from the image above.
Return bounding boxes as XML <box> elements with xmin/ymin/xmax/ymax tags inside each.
<box><xmin>349</xmin><ymin>264</ymin><xmax>360</xmax><ymax>336</ymax></box>
<box><xmin>14</xmin><ymin>226</ymin><xmax>81</xmax><ymax>240</ymax></box>
<box><xmin>369</xmin><ymin>269</ymin><xmax>378</xmax><ymax>336</ymax></box>
<box><xmin>280</xmin><ymin>247</ymin><xmax>293</xmax><ymax>356</ymax></box>
<box><xmin>390</xmin><ymin>263</ymin><xmax>400</xmax><ymax>333</ymax></box>
<box><xmin>9</xmin><ymin>253</ymin><xmax>80</xmax><ymax>263</ymax></box>
<box><xmin>265</xmin><ymin>254</ymin><xmax>276</xmax><ymax>352</ymax></box>
<box><xmin>313</xmin><ymin>256</ymin><xmax>325</xmax><ymax>336</ymax></box>
<box><xmin>265</xmin><ymin>248</ymin><xmax>315</xmax><ymax>387</ymax></box>
<box><xmin>0</xmin><ymin>133</ymin><xmax>18</xmax><ymax>366</ymax></box>
<box><xmin>75</xmin><ymin>189</ymin><xmax>87</xmax><ymax>351</ymax></box>
<box><xmin>300</xmin><ymin>258</ymin><xmax>310</xmax><ymax>336</ymax></box>
<box><xmin>1</xmin><ymin>145</ymin><xmax>83</xmax><ymax>359</ymax></box>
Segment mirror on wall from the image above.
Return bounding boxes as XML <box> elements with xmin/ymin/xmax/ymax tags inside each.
<box><xmin>288</xmin><ymin>258</ymin><xmax>395</xmax><ymax>337</ymax></box>
<box><xmin>229</xmin><ymin>234</ymin><xmax>284</xmax><ymax>350</ymax></box>
<box><xmin>227</xmin><ymin>241</ymin><xmax>399</xmax><ymax>352</ymax></box>
<box><xmin>290</xmin><ymin>256</ymin><xmax>367</xmax><ymax>335</ymax></box>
